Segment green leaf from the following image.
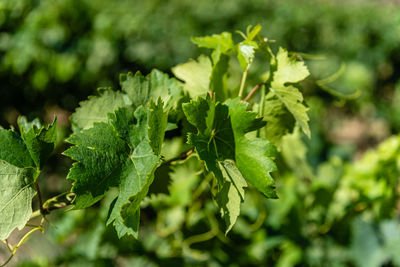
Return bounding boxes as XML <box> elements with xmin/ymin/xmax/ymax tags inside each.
<box><xmin>108</xmin><ymin>140</ymin><xmax>159</xmax><ymax>238</ymax></box>
<box><xmin>270</xmin><ymin>48</ymin><xmax>310</xmax><ymax>137</ymax></box>
<box><xmin>191</xmin><ymin>32</ymin><xmax>234</xmax><ymax>64</ymax></box>
<box><xmin>281</xmin><ymin>130</ymin><xmax>314</xmax><ymax>179</ymax></box>
<box><xmin>182</xmin><ymin>96</ymin><xmax>211</xmax><ymax>134</ymax></box>
<box><xmin>167</xmin><ymin>158</ymin><xmax>200</xmax><ymax>206</ymax></box>
<box><xmin>71</xmin><ymin>70</ymin><xmax>181</xmax><ymax>132</ymax></box>
<box><xmin>262</xmin><ymin>98</ymin><xmax>295</xmax><ymax>146</ymax></box>
<box><xmin>108</xmin><ymin>102</ymin><xmax>167</xmax><ymax>238</ymax></box>
<box><xmin>120</xmin><ymin>69</ymin><xmax>183</xmax><ymax>111</ymax></box>
<box><xmin>172</xmin><ymin>55</ymin><xmax>212</xmax><ymax>99</ymax></box>
<box><xmin>184</xmin><ymin>97</ymin><xmax>277</xmax><ymax>198</ymax></box>
<box><xmin>237</xmin><ymin>40</ymin><xmax>258</xmax><ymax>70</ymax></box>
<box><xmin>0</xmin><ymin>129</ymin><xmax>34</xmax><ymax>168</ymax></box>
<box><xmin>191</xmin><ymin>33</ymin><xmax>233</xmax><ymax>100</ymax></box>
<box><xmin>234</xmin><ymin>138</ymin><xmax>278</xmax><ymax>198</ymax></box>
<box><xmin>226</xmin><ymin>98</ymin><xmax>278</xmax><ymax>198</ymax></box>
<box><xmin>0</xmin><ymin>120</ymin><xmax>57</xmax><ymax>240</ymax></box>
<box><xmin>18</xmin><ymin>116</ymin><xmax>57</xmax><ymax>169</ymax></box>
<box><xmin>0</xmin><ymin>160</ymin><xmax>36</xmax><ymax>240</ymax></box>
<box><xmin>71</xmin><ymin>88</ymin><xmax>128</xmax><ymax>132</ymax></box>
<box><xmin>64</xmin><ymin>122</ymin><xmax>130</xmax><ymax>209</ymax></box>
<box><xmin>209</xmin><ymin>54</ymin><xmax>229</xmax><ymax>101</ymax></box>
<box><xmin>184</xmin><ymin>97</ymin><xmax>235</xmax><ymax>185</ymax></box>
<box><xmin>246</xmin><ymin>24</ymin><xmax>262</xmax><ymax>41</ymax></box>
<box><xmin>65</xmin><ymin>101</ymin><xmax>167</xmax><ymax>238</ymax></box>
<box><xmin>350</xmin><ymin>219</ymin><xmax>385</xmax><ymax>267</ymax></box>
<box><xmin>216</xmin><ymin>160</ymin><xmax>247</xmax><ymax>234</ymax></box>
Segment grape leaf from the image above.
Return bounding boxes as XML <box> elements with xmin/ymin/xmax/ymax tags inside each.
<box><xmin>120</xmin><ymin>69</ymin><xmax>183</xmax><ymax>111</ymax></box>
<box><xmin>18</xmin><ymin>116</ymin><xmax>57</xmax><ymax>169</ymax></box>
<box><xmin>191</xmin><ymin>32</ymin><xmax>234</xmax><ymax>64</ymax></box>
<box><xmin>237</xmin><ymin>40</ymin><xmax>258</xmax><ymax>70</ymax></box>
<box><xmin>64</xmin><ymin>100</ymin><xmax>167</xmax><ymax>238</ymax></box>
<box><xmin>183</xmin><ymin>97</ymin><xmax>277</xmax><ymax>231</ymax></box>
<box><xmin>183</xmin><ymin>97</ymin><xmax>277</xmax><ymax>197</ymax></box>
<box><xmin>167</xmin><ymin>159</ymin><xmax>200</xmax><ymax>206</ymax></box>
<box><xmin>0</xmin><ymin>129</ymin><xmax>34</xmax><ymax>168</ymax></box>
<box><xmin>172</xmin><ymin>55</ymin><xmax>212</xmax><ymax>99</ymax></box>
<box><xmin>262</xmin><ymin>97</ymin><xmax>295</xmax><ymax>146</ymax></box>
<box><xmin>270</xmin><ymin>48</ymin><xmax>310</xmax><ymax>137</ymax></box>
<box><xmin>246</xmin><ymin>24</ymin><xmax>262</xmax><ymax>41</ymax></box>
<box><xmin>183</xmin><ymin>97</ymin><xmax>235</xmax><ymax>185</ymax></box>
<box><xmin>0</xmin><ymin>127</ymin><xmax>47</xmax><ymax>240</ymax></box>
<box><xmin>108</xmin><ymin>102</ymin><xmax>167</xmax><ymax>238</ymax></box>
<box><xmin>71</xmin><ymin>88</ymin><xmax>128</xmax><ymax>132</ymax></box>
<box><xmin>191</xmin><ymin>33</ymin><xmax>234</xmax><ymax>101</ymax></box>
<box><xmin>225</xmin><ymin>98</ymin><xmax>278</xmax><ymax>198</ymax></box>
<box><xmin>71</xmin><ymin>70</ymin><xmax>182</xmax><ymax>132</ymax></box>
<box><xmin>64</xmin><ymin>122</ymin><xmax>130</xmax><ymax>209</ymax></box>
<box><xmin>281</xmin><ymin>129</ymin><xmax>314</xmax><ymax>179</ymax></box>
<box><xmin>209</xmin><ymin>54</ymin><xmax>229</xmax><ymax>101</ymax></box>
<box><xmin>216</xmin><ymin>160</ymin><xmax>247</xmax><ymax>234</ymax></box>
<box><xmin>236</xmin><ymin>25</ymin><xmax>261</xmax><ymax>70</ymax></box>
<box><xmin>0</xmin><ymin>161</ymin><xmax>36</xmax><ymax>240</ymax></box>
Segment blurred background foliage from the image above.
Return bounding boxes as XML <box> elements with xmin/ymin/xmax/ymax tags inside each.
<box><xmin>1</xmin><ymin>0</ymin><xmax>400</xmax><ymax>266</ymax></box>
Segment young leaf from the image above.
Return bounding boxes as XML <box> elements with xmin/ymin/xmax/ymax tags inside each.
<box><xmin>18</xmin><ymin>116</ymin><xmax>57</xmax><ymax>169</ymax></box>
<box><xmin>120</xmin><ymin>69</ymin><xmax>183</xmax><ymax>111</ymax></box>
<box><xmin>216</xmin><ymin>160</ymin><xmax>247</xmax><ymax>234</ymax></box>
<box><xmin>262</xmin><ymin>98</ymin><xmax>295</xmax><ymax>146</ymax></box>
<box><xmin>71</xmin><ymin>70</ymin><xmax>182</xmax><ymax>132</ymax></box>
<box><xmin>210</xmin><ymin>54</ymin><xmax>229</xmax><ymax>101</ymax></box>
<box><xmin>237</xmin><ymin>41</ymin><xmax>258</xmax><ymax>71</ymax></box>
<box><xmin>191</xmin><ymin>32</ymin><xmax>234</xmax><ymax>64</ymax></box>
<box><xmin>270</xmin><ymin>48</ymin><xmax>310</xmax><ymax>137</ymax></box>
<box><xmin>71</xmin><ymin>89</ymin><xmax>128</xmax><ymax>132</ymax></box>
<box><xmin>172</xmin><ymin>55</ymin><xmax>212</xmax><ymax>99</ymax></box>
<box><xmin>0</xmin><ymin>129</ymin><xmax>35</xmax><ymax>168</ymax></box>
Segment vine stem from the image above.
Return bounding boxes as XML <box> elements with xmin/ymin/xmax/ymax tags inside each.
<box><xmin>243</xmin><ymin>83</ymin><xmax>262</xmax><ymax>102</ymax></box>
<box><xmin>192</xmin><ymin>173</ymin><xmax>213</xmax><ymax>201</ymax></box>
<box><xmin>182</xmin><ymin>211</ymin><xmax>219</xmax><ymax>261</ymax></box>
<box><xmin>1</xmin><ymin>226</ymin><xmax>43</xmax><ymax>267</ymax></box>
<box><xmin>238</xmin><ymin>64</ymin><xmax>251</xmax><ymax>98</ymax></box>
<box><xmin>34</xmin><ymin>181</ymin><xmax>47</xmax><ymax>215</ymax></box>
<box><xmin>257</xmin><ymin>85</ymin><xmax>267</xmax><ymax>137</ymax></box>
<box><xmin>163</xmin><ymin>148</ymin><xmax>194</xmax><ymax>165</ymax></box>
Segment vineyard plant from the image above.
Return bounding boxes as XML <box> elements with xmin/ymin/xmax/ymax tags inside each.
<box><xmin>1</xmin><ymin>16</ymin><xmax>400</xmax><ymax>267</ymax></box>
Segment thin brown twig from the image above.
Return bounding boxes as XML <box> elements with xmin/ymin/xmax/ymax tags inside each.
<box><xmin>243</xmin><ymin>83</ymin><xmax>262</xmax><ymax>102</ymax></box>
<box><xmin>163</xmin><ymin>148</ymin><xmax>194</xmax><ymax>165</ymax></box>
<box><xmin>208</xmin><ymin>90</ymin><xmax>213</xmax><ymax>100</ymax></box>
<box><xmin>34</xmin><ymin>181</ymin><xmax>48</xmax><ymax>215</ymax></box>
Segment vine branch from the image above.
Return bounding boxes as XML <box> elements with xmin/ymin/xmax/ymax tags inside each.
<box><xmin>1</xmin><ymin>225</ymin><xmax>44</xmax><ymax>267</ymax></box>
<box><xmin>163</xmin><ymin>148</ymin><xmax>195</xmax><ymax>165</ymax></box>
<box><xmin>238</xmin><ymin>64</ymin><xmax>251</xmax><ymax>98</ymax></box>
<box><xmin>34</xmin><ymin>181</ymin><xmax>47</xmax><ymax>215</ymax></box>
<box><xmin>243</xmin><ymin>83</ymin><xmax>263</xmax><ymax>102</ymax></box>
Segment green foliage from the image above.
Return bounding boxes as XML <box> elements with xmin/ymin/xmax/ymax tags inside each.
<box><xmin>0</xmin><ymin>118</ymin><xmax>57</xmax><ymax>240</ymax></box>
<box><xmin>269</xmin><ymin>48</ymin><xmax>310</xmax><ymax>137</ymax></box>
<box><xmin>1</xmin><ymin>22</ymin><xmax>400</xmax><ymax>267</ymax></box>
<box><xmin>65</xmin><ymin>102</ymin><xmax>168</xmax><ymax>238</ymax></box>
<box><xmin>172</xmin><ymin>55</ymin><xmax>212</xmax><ymax>99</ymax></box>
<box><xmin>0</xmin><ymin>161</ymin><xmax>36</xmax><ymax>240</ymax></box>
